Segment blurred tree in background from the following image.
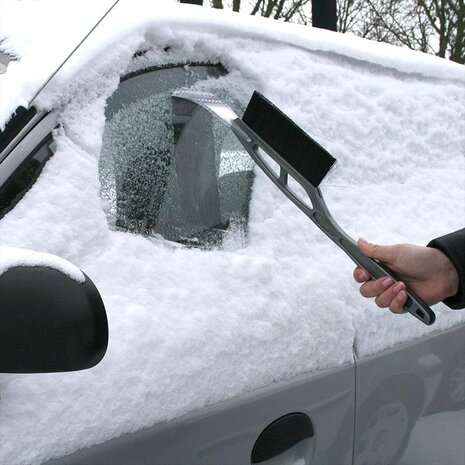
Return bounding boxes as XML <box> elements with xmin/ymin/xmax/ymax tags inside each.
<box><xmin>212</xmin><ymin>0</ymin><xmax>312</xmax><ymax>21</ymax></box>
<box><xmin>208</xmin><ymin>0</ymin><xmax>464</xmax><ymax>63</ymax></box>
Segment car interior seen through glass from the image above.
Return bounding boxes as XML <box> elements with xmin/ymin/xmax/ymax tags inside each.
<box><xmin>99</xmin><ymin>64</ymin><xmax>254</xmax><ymax>249</ymax></box>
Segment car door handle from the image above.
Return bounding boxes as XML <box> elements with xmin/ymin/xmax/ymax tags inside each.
<box><xmin>251</xmin><ymin>413</ymin><xmax>315</xmax><ymax>464</ymax></box>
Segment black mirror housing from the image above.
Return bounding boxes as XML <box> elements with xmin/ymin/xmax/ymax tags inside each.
<box><xmin>0</xmin><ymin>264</ymin><xmax>108</xmax><ymax>373</ymax></box>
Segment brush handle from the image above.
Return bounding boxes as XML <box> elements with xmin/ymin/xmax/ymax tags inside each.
<box><xmin>231</xmin><ymin>119</ymin><xmax>436</xmax><ymax>326</ymax></box>
<box><xmin>307</xmin><ymin>190</ymin><xmax>436</xmax><ymax>325</ymax></box>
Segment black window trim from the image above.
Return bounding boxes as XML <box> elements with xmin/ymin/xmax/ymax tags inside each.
<box><xmin>0</xmin><ymin>132</ymin><xmax>55</xmax><ymax>220</ymax></box>
<box><xmin>120</xmin><ymin>62</ymin><xmax>227</xmax><ymax>83</ymax></box>
<box><xmin>0</xmin><ymin>108</ymin><xmax>52</xmax><ymax>165</ymax></box>
<box><xmin>0</xmin><ymin>106</ymin><xmax>37</xmax><ymax>154</ymax></box>
<box><xmin>0</xmin><ymin>111</ymin><xmax>58</xmax><ymax>219</ymax></box>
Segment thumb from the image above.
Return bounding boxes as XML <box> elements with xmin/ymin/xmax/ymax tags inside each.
<box><xmin>358</xmin><ymin>238</ymin><xmax>395</xmax><ymax>263</ymax></box>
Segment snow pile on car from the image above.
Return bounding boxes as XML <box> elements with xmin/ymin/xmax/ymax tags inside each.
<box><xmin>0</xmin><ymin>2</ymin><xmax>464</xmax><ymax>464</ymax></box>
<box><xmin>0</xmin><ymin>0</ymin><xmax>118</xmax><ymax>128</ymax></box>
<box><xmin>0</xmin><ymin>246</ymin><xmax>85</xmax><ymax>283</ymax></box>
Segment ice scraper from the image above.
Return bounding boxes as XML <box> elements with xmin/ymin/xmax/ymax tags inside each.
<box><xmin>172</xmin><ymin>90</ymin><xmax>436</xmax><ymax>326</ymax></box>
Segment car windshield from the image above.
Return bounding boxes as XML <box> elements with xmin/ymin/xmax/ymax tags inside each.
<box><xmin>99</xmin><ymin>65</ymin><xmax>254</xmax><ymax>249</ymax></box>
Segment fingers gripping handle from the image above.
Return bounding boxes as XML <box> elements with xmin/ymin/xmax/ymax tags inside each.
<box><xmin>341</xmin><ymin>239</ymin><xmax>436</xmax><ymax>325</ymax></box>
<box><xmin>309</xmin><ymin>204</ymin><xmax>436</xmax><ymax>325</ymax></box>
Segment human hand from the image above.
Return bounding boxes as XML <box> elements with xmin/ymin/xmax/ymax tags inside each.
<box><xmin>353</xmin><ymin>238</ymin><xmax>459</xmax><ymax>314</ymax></box>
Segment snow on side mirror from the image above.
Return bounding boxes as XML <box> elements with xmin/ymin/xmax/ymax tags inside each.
<box><xmin>0</xmin><ymin>247</ymin><xmax>108</xmax><ymax>373</ymax></box>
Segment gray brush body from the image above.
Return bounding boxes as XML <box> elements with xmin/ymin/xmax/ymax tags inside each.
<box><xmin>172</xmin><ymin>90</ymin><xmax>436</xmax><ymax>326</ymax></box>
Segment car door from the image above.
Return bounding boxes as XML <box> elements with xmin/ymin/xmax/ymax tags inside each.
<box><xmin>41</xmin><ymin>366</ymin><xmax>355</xmax><ymax>465</ymax></box>
<box><xmin>0</xmin><ymin>61</ymin><xmax>356</xmax><ymax>465</ymax></box>
<box><xmin>354</xmin><ymin>324</ymin><xmax>465</xmax><ymax>465</ymax></box>
<box><xmin>1</xmin><ymin>92</ymin><xmax>463</xmax><ymax>465</ymax></box>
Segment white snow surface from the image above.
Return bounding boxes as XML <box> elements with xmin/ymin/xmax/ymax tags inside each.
<box><xmin>0</xmin><ymin>0</ymin><xmax>116</xmax><ymax>128</ymax></box>
<box><xmin>0</xmin><ymin>2</ymin><xmax>464</xmax><ymax>465</ymax></box>
<box><xmin>1</xmin><ymin>0</ymin><xmax>463</xmax><ymax>128</ymax></box>
<box><xmin>0</xmin><ymin>246</ymin><xmax>84</xmax><ymax>283</ymax></box>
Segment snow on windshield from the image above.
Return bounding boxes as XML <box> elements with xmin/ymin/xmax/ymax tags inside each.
<box><xmin>100</xmin><ymin>94</ymin><xmax>175</xmax><ymax>232</ymax></box>
<box><xmin>0</xmin><ymin>5</ymin><xmax>464</xmax><ymax>465</ymax></box>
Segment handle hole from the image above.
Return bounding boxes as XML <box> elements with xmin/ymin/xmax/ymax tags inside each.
<box><xmin>288</xmin><ymin>174</ymin><xmax>313</xmax><ymax>210</ymax></box>
<box><xmin>255</xmin><ymin>146</ymin><xmax>280</xmax><ymax>178</ymax></box>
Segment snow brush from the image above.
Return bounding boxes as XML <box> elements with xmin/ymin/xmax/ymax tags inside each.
<box><xmin>172</xmin><ymin>90</ymin><xmax>436</xmax><ymax>326</ymax></box>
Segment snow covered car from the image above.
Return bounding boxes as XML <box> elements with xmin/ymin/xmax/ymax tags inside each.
<box><xmin>0</xmin><ymin>1</ymin><xmax>464</xmax><ymax>465</ymax></box>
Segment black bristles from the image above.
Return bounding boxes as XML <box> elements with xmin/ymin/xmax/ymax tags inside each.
<box><xmin>242</xmin><ymin>91</ymin><xmax>337</xmax><ymax>187</ymax></box>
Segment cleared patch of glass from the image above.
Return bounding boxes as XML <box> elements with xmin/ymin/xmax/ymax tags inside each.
<box><xmin>99</xmin><ymin>65</ymin><xmax>254</xmax><ymax>249</ymax></box>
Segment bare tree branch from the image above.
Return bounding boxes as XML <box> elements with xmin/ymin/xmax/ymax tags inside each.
<box><xmin>208</xmin><ymin>0</ymin><xmax>463</xmax><ymax>64</ymax></box>
<box><xmin>250</xmin><ymin>0</ymin><xmax>263</xmax><ymax>15</ymax></box>
<box><xmin>274</xmin><ymin>0</ymin><xmax>287</xmax><ymax>19</ymax></box>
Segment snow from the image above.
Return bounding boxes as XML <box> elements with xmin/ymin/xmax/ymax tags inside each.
<box><xmin>0</xmin><ymin>2</ymin><xmax>464</xmax><ymax>465</ymax></box>
<box><xmin>0</xmin><ymin>245</ymin><xmax>84</xmax><ymax>283</ymax></box>
<box><xmin>1</xmin><ymin>0</ymin><xmax>463</xmax><ymax>128</ymax></box>
<box><xmin>0</xmin><ymin>0</ymin><xmax>116</xmax><ymax>129</ymax></box>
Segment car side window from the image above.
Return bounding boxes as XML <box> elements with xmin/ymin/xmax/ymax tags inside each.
<box><xmin>0</xmin><ymin>133</ymin><xmax>56</xmax><ymax>219</ymax></box>
<box><xmin>99</xmin><ymin>64</ymin><xmax>254</xmax><ymax>249</ymax></box>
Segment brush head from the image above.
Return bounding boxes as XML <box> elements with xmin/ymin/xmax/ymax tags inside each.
<box><xmin>242</xmin><ymin>91</ymin><xmax>337</xmax><ymax>187</ymax></box>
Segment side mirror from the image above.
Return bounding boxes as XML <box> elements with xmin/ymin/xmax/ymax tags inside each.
<box><xmin>0</xmin><ymin>248</ymin><xmax>108</xmax><ymax>373</ymax></box>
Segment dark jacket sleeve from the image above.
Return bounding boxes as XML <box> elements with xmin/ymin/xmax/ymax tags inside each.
<box><xmin>427</xmin><ymin>228</ymin><xmax>465</xmax><ymax>309</ymax></box>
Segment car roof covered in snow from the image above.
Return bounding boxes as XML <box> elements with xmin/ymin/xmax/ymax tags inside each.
<box><xmin>0</xmin><ymin>0</ymin><xmax>463</xmax><ymax>129</ymax></box>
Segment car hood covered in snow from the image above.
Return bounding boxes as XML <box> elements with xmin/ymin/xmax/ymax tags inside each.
<box><xmin>0</xmin><ymin>2</ymin><xmax>464</xmax><ymax>464</ymax></box>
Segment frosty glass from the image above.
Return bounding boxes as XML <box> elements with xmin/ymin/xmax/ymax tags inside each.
<box><xmin>99</xmin><ymin>65</ymin><xmax>254</xmax><ymax>249</ymax></box>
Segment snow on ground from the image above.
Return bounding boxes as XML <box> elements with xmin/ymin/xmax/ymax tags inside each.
<box><xmin>0</xmin><ymin>1</ymin><xmax>464</xmax><ymax>464</ymax></box>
